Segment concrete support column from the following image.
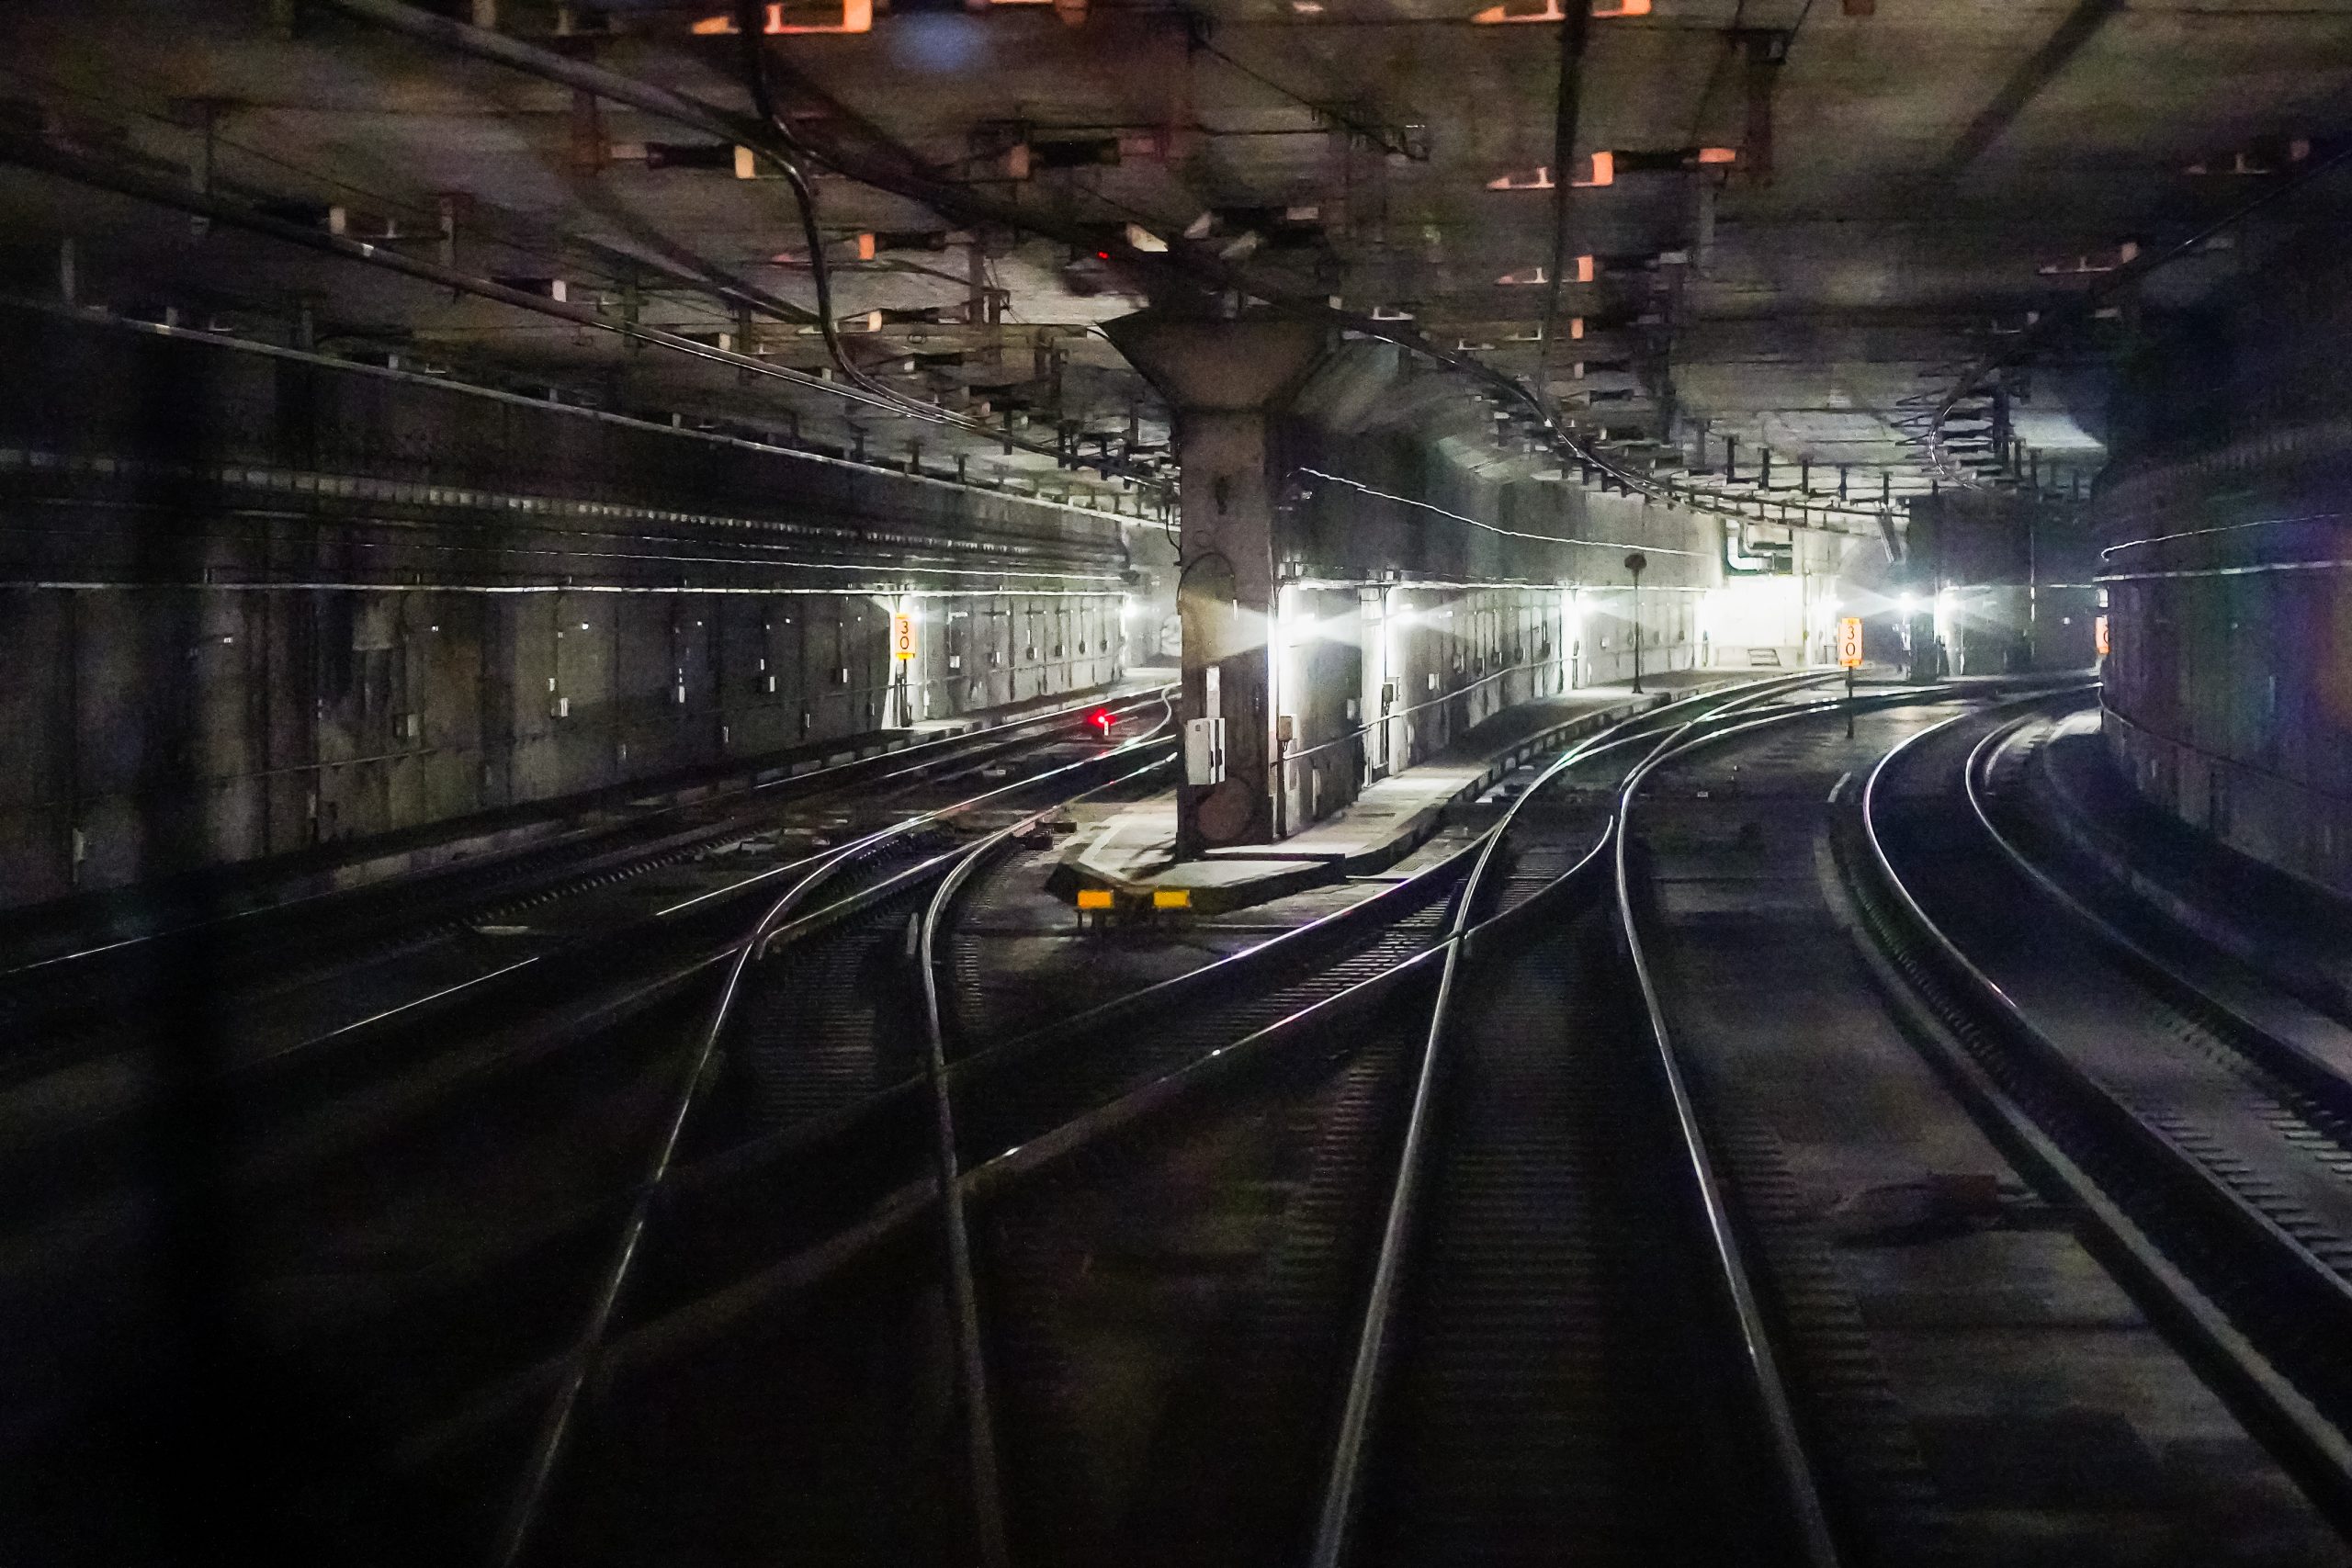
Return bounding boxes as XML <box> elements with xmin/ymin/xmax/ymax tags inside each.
<box><xmin>1106</xmin><ymin>312</ymin><xmax>1328</xmax><ymax>855</ymax></box>
<box><xmin>1903</xmin><ymin>501</ymin><xmax>1941</xmax><ymax>682</ymax></box>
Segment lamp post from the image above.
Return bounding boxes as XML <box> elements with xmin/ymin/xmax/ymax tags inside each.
<box><xmin>1623</xmin><ymin>551</ymin><xmax>1648</xmax><ymax>694</ymax></box>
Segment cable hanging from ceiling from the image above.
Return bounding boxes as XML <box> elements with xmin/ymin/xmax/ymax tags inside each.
<box><xmin>311</xmin><ymin>0</ymin><xmax>1917</xmax><ymax>532</ymax></box>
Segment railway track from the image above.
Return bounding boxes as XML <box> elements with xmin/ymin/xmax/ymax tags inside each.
<box><xmin>465</xmin><ymin>675</ymin><xmax>1835</xmax><ymax>1566</ymax></box>
<box><xmin>902</xmin><ymin>677</ymin><xmax>2018</xmax><ymax>1568</ymax></box>
<box><xmin>0</xmin><ymin>684</ymin><xmax>1173</xmax><ymax>1070</ymax></box>
<box><xmin>20</xmin><ymin>671</ymin><xmax>2185</xmax><ymax>1568</ymax></box>
<box><xmin>2018</xmin><ymin>716</ymin><xmax>2352</xmax><ymax>1033</ymax></box>
<box><xmin>0</xmin><ymin>689</ymin><xmax>1176</xmax><ymax>1204</ymax></box>
<box><xmin>1840</xmin><ymin>696</ymin><xmax>2352</xmax><ymax>1533</ymax></box>
<box><xmin>1311</xmin><ymin>678</ymin><xmax>1854</xmax><ymax>1568</ymax></box>
<box><xmin>0</xmin><ymin>689</ymin><xmax>1183</xmax><ymax>1568</ymax></box>
<box><xmin>1984</xmin><ymin>709</ymin><xmax>2352</xmax><ymax>1118</ymax></box>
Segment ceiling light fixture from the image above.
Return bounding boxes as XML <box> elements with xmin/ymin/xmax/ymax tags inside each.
<box><xmin>1486</xmin><ymin>166</ymin><xmax>1555</xmax><ymax>191</ymax></box>
<box><xmin>1472</xmin><ymin>0</ymin><xmax>1648</xmax><ymax>21</ymax></box>
<box><xmin>693</xmin><ymin>0</ymin><xmax>871</xmax><ymax>35</ymax></box>
<box><xmin>1486</xmin><ymin>153</ymin><xmax>1611</xmax><ymax>188</ymax></box>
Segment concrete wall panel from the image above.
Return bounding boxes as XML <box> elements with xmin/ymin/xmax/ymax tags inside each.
<box><xmin>0</xmin><ymin>305</ymin><xmax>1129</xmax><ymax>912</ymax></box>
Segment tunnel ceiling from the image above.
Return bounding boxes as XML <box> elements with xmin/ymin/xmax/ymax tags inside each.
<box><xmin>2</xmin><ymin>0</ymin><xmax>2348</xmax><ymax>523</ymax></box>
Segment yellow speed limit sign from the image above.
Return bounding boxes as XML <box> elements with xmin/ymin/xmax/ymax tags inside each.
<box><xmin>890</xmin><ymin>612</ymin><xmax>917</xmax><ymax>661</ymax></box>
<box><xmin>1837</xmin><ymin>615</ymin><xmax>1864</xmax><ymax>670</ymax></box>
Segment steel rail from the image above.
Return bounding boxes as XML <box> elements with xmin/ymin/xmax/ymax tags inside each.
<box><xmin>646</xmin><ymin>692</ymin><xmax>1178</xmax><ymax>923</ymax></box>
<box><xmin>672</xmin><ymin>807</ymin><xmax>1478</xmax><ymax>1208</ymax></box>
<box><xmin>408</xmin><ymin>679</ymin><xmax>1826</xmax><ymax>1503</ymax></box>
<box><xmin>548</xmin><ymin>684</ymin><xmax>2024</xmax><ymax>1448</ymax></box>
<box><xmin>975</xmin><ymin>676</ymin><xmax>1778</xmax><ymax>1055</ymax></box>
<box><xmin>553</xmin><ymin>681</ymin><xmax>1807</xmax><ymax>1402</ymax></box>
<box><xmin>630</xmin><ymin>682</ymin><xmax>1716</xmax><ymax>1246</ymax></box>
<box><xmin>588</xmin><ymin>935</ymin><xmax>1453</xmax><ymax>1397</ymax></box>
<box><xmin>386</xmin><ymin>739</ymin><xmax>1181</xmax><ymax>1471</ymax></box>
<box><xmin>1404</xmin><ymin>675</ymin><xmax>2042</xmax><ymax>1564</ymax></box>
<box><xmin>911</xmin><ymin>833</ymin><xmax>1018</xmax><ymax>1568</ymax></box>
<box><xmin>1962</xmin><ymin>714</ymin><xmax>2352</xmax><ymax>1128</ymax></box>
<box><xmin>387</xmin><ymin>677</ymin><xmax>1996</xmax><ymax>1543</ymax></box>
<box><xmin>0</xmin><ymin>685</ymin><xmax>1170</xmax><ymax>1029</ymax></box>
<box><xmin>906</xmin><ymin>679</ymin><xmax>1785</xmax><ymax>1568</ymax></box>
<box><xmin>1611</xmin><ymin>693</ymin><xmax>1851</xmax><ymax>1568</ymax></box>
<box><xmin>487</xmin><ymin>687</ymin><xmax>1176</xmax><ymax>1565</ymax></box>
<box><xmin>0</xmin><ymin>694</ymin><xmax>1183</xmax><ymax>1223</ymax></box>
<box><xmin>906</xmin><ymin>671</ymin><xmax>1339</xmax><ymax>1567</ymax></box>
<box><xmin>1853</xmin><ymin>699</ymin><xmax>2352</xmax><ymax>1530</ymax></box>
<box><xmin>691</xmin><ymin>674</ymin><xmax>1811</xmax><ymax>1197</ymax></box>
<box><xmin>1307</xmin><ymin>675</ymin><xmax>2027</xmax><ymax>1565</ymax></box>
<box><xmin>1306</xmin><ymin>671</ymin><xmax>1829</xmax><ymax>1567</ymax></box>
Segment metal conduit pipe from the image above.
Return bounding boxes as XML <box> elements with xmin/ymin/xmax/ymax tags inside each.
<box><xmin>2</xmin><ymin>95</ymin><xmax>1166</xmax><ymax>486</ymax></box>
<box><xmin>571</xmin><ymin>228</ymin><xmax>819</xmax><ymax>327</ymax></box>
<box><xmin>1724</xmin><ymin>516</ymin><xmax>1773</xmax><ymax>574</ymax></box>
<box><xmin>729</xmin><ymin>0</ymin><xmax>920</xmax><ymax>422</ymax></box>
<box><xmin>312</xmin><ymin>0</ymin><xmax>1129</xmax><ymax>291</ymax></box>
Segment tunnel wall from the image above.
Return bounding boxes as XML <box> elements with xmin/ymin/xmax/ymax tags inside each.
<box><xmin>1917</xmin><ymin>491</ymin><xmax>2103</xmax><ymax>676</ymax></box>
<box><xmin>2093</xmin><ymin>493</ymin><xmax>2352</xmax><ymax>897</ymax></box>
<box><xmin>0</xmin><ymin>304</ymin><xmax>1131</xmax><ymax>909</ymax></box>
<box><xmin>1259</xmin><ymin>428</ymin><xmax>1726</xmax><ymax>834</ymax></box>
<box><xmin>1272</xmin><ymin>582</ymin><xmax>1574</xmax><ymax>825</ymax></box>
<box><xmin>2091</xmin><ymin>234</ymin><xmax>2352</xmax><ymax>897</ymax></box>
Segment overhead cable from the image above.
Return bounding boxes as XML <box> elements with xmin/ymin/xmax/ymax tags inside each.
<box><xmin>1295</xmin><ymin>468</ymin><xmax>1708</xmax><ymax>556</ymax></box>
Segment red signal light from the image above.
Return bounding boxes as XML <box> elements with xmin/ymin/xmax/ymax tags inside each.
<box><xmin>1088</xmin><ymin>708</ymin><xmax>1114</xmax><ymax>736</ymax></box>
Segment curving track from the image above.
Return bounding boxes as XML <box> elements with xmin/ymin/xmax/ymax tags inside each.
<box><xmin>1844</xmin><ymin>694</ymin><xmax>2352</xmax><ymax>1534</ymax></box>
<box><xmin>486</xmin><ymin>676</ymin><xmax>1838</xmax><ymax>1566</ymax></box>
<box><xmin>0</xmin><ymin>688</ymin><xmax>1182</xmax><ymax>1568</ymax></box>
<box><xmin>22</xmin><ymin>671</ymin><xmax>2349</xmax><ymax>1568</ymax></box>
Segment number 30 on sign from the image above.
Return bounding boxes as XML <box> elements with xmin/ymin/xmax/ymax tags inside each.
<box><xmin>1836</xmin><ymin>616</ymin><xmax>1864</xmax><ymax>670</ymax></box>
<box><xmin>891</xmin><ymin>613</ymin><xmax>916</xmax><ymax>660</ymax></box>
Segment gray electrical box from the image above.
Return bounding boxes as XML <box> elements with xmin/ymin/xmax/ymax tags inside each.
<box><xmin>1183</xmin><ymin>716</ymin><xmax>1227</xmax><ymax>785</ymax></box>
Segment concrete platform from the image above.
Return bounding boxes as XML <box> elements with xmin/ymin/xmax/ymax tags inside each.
<box><xmin>1059</xmin><ymin>671</ymin><xmax>1736</xmax><ymax>917</ymax></box>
